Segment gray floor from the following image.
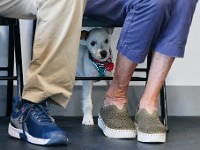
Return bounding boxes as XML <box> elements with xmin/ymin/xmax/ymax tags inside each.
<box><xmin>0</xmin><ymin>117</ymin><xmax>200</xmax><ymax>150</ymax></box>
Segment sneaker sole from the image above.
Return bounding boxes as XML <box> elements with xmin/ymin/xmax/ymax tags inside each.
<box><xmin>137</xmin><ymin>130</ymin><xmax>166</xmax><ymax>143</ymax></box>
<box><xmin>98</xmin><ymin>116</ymin><xmax>136</xmax><ymax>138</ymax></box>
<box><xmin>8</xmin><ymin>123</ymin><xmax>68</xmax><ymax>145</ymax></box>
<box><xmin>135</xmin><ymin>125</ymin><xmax>166</xmax><ymax>143</ymax></box>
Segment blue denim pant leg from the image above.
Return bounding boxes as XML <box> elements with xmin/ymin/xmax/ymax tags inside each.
<box><xmin>84</xmin><ymin>0</ymin><xmax>172</xmax><ymax>63</ymax></box>
<box><xmin>117</xmin><ymin>0</ymin><xmax>172</xmax><ymax>63</ymax></box>
<box><xmin>154</xmin><ymin>0</ymin><xmax>198</xmax><ymax>58</ymax></box>
<box><xmin>84</xmin><ymin>0</ymin><xmax>196</xmax><ymax>63</ymax></box>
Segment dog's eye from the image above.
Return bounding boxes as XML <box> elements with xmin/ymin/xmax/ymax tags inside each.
<box><xmin>105</xmin><ymin>39</ymin><xmax>109</xmax><ymax>44</ymax></box>
<box><xmin>91</xmin><ymin>41</ymin><xmax>96</xmax><ymax>46</ymax></box>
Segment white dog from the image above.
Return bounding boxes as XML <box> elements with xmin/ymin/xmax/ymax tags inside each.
<box><xmin>76</xmin><ymin>28</ymin><xmax>114</xmax><ymax>125</ymax></box>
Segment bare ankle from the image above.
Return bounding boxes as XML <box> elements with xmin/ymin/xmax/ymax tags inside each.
<box><xmin>104</xmin><ymin>95</ymin><xmax>127</xmax><ymax>110</ymax></box>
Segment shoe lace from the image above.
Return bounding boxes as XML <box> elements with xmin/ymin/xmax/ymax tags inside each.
<box><xmin>21</xmin><ymin>102</ymin><xmax>54</xmax><ymax>124</ymax></box>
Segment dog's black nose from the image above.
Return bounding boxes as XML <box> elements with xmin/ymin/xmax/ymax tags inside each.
<box><xmin>100</xmin><ymin>50</ymin><xmax>107</xmax><ymax>58</ymax></box>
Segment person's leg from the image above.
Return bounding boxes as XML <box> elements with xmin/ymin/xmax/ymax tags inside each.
<box><xmin>139</xmin><ymin>52</ymin><xmax>174</xmax><ymax>114</ymax></box>
<box><xmin>85</xmin><ymin>0</ymin><xmax>197</xmax><ymax>142</ymax></box>
<box><xmin>135</xmin><ymin>0</ymin><xmax>197</xmax><ymax>143</ymax></box>
<box><xmin>85</xmin><ymin>0</ymin><xmax>172</xmax><ymax>139</ymax></box>
<box><xmin>2</xmin><ymin>0</ymin><xmax>86</xmax><ymax>145</ymax></box>
<box><xmin>140</xmin><ymin>0</ymin><xmax>197</xmax><ymax>114</ymax></box>
<box><xmin>134</xmin><ymin>52</ymin><xmax>173</xmax><ymax>143</ymax></box>
<box><xmin>1</xmin><ymin>0</ymin><xmax>86</xmax><ymax>109</ymax></box>
<box><xmin>104</xmin><ymin>53</ymin><xmax>137</xmax><ymax>109</ymax></box>
<box><xmin>84</xmin><ymin>0</ymin><xmax>140</xmax><ymax>139</ymax></box>
<box><xmin>105</xmin><ymin>0</ymin><xmax>172</xmax><ymax>109</ymax></box>
<box><xmin>85</xmin><ymin>0</ymin><xmax>172</xmax><ymax>109</ymax></box>
<box><xmin>22</xmin><ymin>0</ymin><xmax>86</xmax><ymax>108</ymax></box>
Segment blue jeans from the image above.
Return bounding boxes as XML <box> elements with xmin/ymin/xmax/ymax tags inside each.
<box><xmin>84</xmin><ymin>0</ymin><xmax>197</xmax><ymax>63</ymax></box>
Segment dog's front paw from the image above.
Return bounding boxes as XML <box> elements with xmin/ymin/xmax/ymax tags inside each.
<box><xmin>82</xmin><ymin>116</ymin><xmax>94</xmax><ymax>125</ymax></box>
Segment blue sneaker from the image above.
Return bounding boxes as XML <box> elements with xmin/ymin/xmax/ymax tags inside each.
<box><xmin>8</xmin><ymin>97</ymin><xmax>68</xmax><ymax>146</ymax></box>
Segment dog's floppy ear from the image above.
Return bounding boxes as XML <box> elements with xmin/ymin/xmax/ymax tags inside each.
<box><xmin>80</xmin><ymin>30</ymin><xmax>89</xmax><ymax>40</ymax></box>
<box><xmin>104</xmin><ymin>27</ymin><xmax>114</xmax><ymax>35</ymax></box>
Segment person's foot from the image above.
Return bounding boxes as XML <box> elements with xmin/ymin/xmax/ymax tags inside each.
<box><xmin>8</xmin><ymin>97</ymin><xmax>68</xmax><ymax>146</ymax></box>
<box><xmin>98</xmin><ymin>105</ymin><xmax>136</xmax><ymax>138</ymax></box>
<box><xmin>135</xmin><ymin>108</ymin><xmax>166</xmax><ymax>143</ymax></box>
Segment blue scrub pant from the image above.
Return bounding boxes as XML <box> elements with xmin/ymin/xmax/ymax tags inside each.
<box><xmin>84</xmin><ymin>0</ymin><xmax>197</xmax><ymax>63</ymax></box>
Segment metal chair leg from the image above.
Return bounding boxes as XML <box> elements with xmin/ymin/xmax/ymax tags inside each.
<box><xmin>14</xmin><ymin>20</ymin><xmax>23</xmax><ymax>96</ymax></box>
<box><xmin>6</xmin><ymin>25</ymin><xmax>15</xmax><ymax>117</ymax></box>
<box><xmin>160</xmin><ymin>82</ymin><xmax>169</xmax><ymax>131</ymax></box>
<box><xmin>5</xmin><ymin>21</ymin><xmax>23</xmax><ymax>117</ymax></box>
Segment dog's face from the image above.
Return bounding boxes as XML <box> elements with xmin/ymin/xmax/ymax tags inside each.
<box><xmin>81</xmin><ymin>28</ymin><xmax>113</xmax><ymax>62</ymax></box>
